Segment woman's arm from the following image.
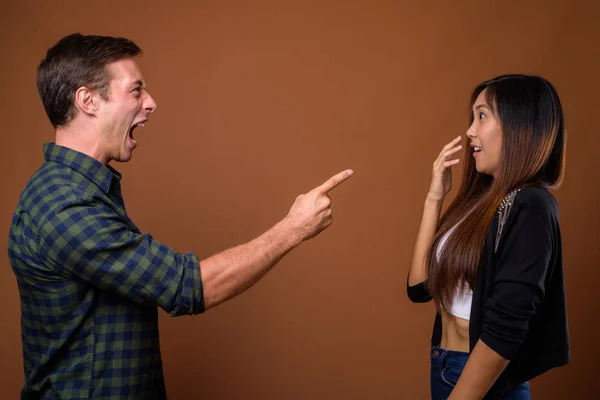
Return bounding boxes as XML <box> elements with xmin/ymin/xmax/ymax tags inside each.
<box><xmin>408</xmin><ymin>136</ymin><xmax>463</xmax><ymax>290</ymax></box>
<box><xmin>408</xmin><ymin>196</ymin><xmax>444</xmax><ymax>286</ymax></box>
<box><xmin>448</xmin><ymin>340</ymin><xmax>509</xmax><ymax>399</ymax></box>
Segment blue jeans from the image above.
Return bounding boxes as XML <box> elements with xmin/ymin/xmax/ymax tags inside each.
<box><xmin>430</xmin><ymin>346</ymin><xmax>531</xmax><ymax>399</ymax></box>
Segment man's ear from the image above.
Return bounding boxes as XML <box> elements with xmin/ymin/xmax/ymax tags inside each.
<box><xmin>74</xmin><ymin>86</ymin><xmax>100</xmax><ymax>116</ymax></box>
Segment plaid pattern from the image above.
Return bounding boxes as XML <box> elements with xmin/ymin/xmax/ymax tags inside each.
<box><xmin>8</xmin><ymin>143</ymin><xmax>205</xmax><ymax>399</ymax></box>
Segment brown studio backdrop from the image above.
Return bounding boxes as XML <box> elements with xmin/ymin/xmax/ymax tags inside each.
<box><xmin>1</xmin><ymin>1</ymin><xmax>598</xmax><ymax>398</ymax></box>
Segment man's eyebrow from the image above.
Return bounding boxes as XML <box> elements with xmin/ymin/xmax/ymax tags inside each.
<box><xmin>130</xmin><ymin>79</ymin><xmax>144</xmax><ymax>88</ymax></box>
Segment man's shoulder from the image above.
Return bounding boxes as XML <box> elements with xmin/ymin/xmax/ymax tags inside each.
<box><xmin>16</xmin><ymin>161</ymin><xmax>95</xmax><ymax>222</ymax></box>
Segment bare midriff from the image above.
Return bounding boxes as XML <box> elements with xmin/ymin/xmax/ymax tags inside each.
<box><xmin>440</xmin><ymin>311</ymin><xmax>470</xmax><ymax>352</ymax></box>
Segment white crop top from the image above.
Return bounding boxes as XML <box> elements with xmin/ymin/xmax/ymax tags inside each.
<box><xmin>436</xmin><ymin>224</ymin><xmax>473</xmax><ymax>321</ymax></box>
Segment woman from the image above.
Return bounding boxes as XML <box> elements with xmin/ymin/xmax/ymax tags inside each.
<box><xmin>407</xmin><ymin>74</ymin><xmax>570</xmax><ymax>399</ymax></box>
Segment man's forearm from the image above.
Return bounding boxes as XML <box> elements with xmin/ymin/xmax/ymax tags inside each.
<box><xmin>197</xmin><ymin>168</ymin><xmax>353</xmax><ymax>310</ymax></box>
<box><xmin>449</xmin><ymin>340</ymin><xmax>509</xmax><ymax>399</ymax></box>
<box><xmin>199</xmin><ymin>218</ymin><xmax>302</xmax><ymax>310</ymax></box>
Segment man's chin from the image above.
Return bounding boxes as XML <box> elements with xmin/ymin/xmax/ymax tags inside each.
<box><xmin>114</xmin><ymin>150</ymin><xmax>134</xmax><ymax>163</ymax></box>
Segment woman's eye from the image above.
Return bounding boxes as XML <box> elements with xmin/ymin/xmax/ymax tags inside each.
<box><xmin>479</xmin><ymin>112</ymin><xmax>486</xmax><ymax>120</ymax></box>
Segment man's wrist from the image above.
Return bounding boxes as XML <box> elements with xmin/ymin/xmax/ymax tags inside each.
<box><xmin>275</xmin><ymin>217</ymin><xmax>304</xmax><ymax>249</ymax></box>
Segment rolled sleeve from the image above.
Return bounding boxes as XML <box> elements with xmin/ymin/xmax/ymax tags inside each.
<box><xmin>407</xmin><ymin>278</ymin><xmax>433</xmax><ymax>303</ymax></box>
<box><xmin>480</xmin><ymin>195</ymin><xmax>554</xmax><ymax>360</ymax></box>
<box><xmin>38</xmin><ymin>198</ymin><xmax>205</xmax><ymax>316</ymax></box>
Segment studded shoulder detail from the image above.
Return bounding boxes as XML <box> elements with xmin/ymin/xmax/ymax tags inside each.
<box><xmin>495</xmin><ymin>188</ymin><xmax>523</xmax><ymax>253</ymax></box>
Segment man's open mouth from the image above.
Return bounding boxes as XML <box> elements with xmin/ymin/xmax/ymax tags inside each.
<box><xmin>128</xmin><ymin>122</ymin><xmax>145</xmax><ymax>144</ymax></box>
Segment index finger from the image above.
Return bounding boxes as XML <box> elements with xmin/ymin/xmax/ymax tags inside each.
<box><xmin>442</xmin><ymin>135</ymin><xmax>463</xmax><ymax>151</ymax></box>
<box><xmin>315</xmin><ymin>169</ymin><xmax>354</xmax><ymax>194</ymax></box>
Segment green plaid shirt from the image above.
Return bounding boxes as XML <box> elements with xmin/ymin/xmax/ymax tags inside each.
<box><xmin>8</xmin><ymin>143</ymin><xmax>205</xmax><ymax>399</ymax></box>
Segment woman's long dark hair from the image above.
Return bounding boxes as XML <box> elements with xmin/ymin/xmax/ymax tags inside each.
<box><xmin>427</xmin><ymin>74</ymin><xmax>566</xmax><ymax>312</ymax></box>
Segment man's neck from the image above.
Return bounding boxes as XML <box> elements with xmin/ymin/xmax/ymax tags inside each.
<box><xmin>55</xmin><ymin>124</ymin><xmax>109</xmax><ymax>165</ymax></box>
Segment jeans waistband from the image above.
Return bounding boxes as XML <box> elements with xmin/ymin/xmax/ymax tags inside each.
<box><xmin>430</xmin><ymin>345</ymin><xmax>470</xmax><ymax>370</ymax></box>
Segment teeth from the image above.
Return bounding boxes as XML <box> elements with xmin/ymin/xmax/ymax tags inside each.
<box><xmin>138</xmin><ymin>123</ymin><xmax>145</xmax><ymax>127</ymax></box>
<box><xmin>474</xmin><ymin>146</ymin><xmax>481</xmax><ymax>151</ymax></box>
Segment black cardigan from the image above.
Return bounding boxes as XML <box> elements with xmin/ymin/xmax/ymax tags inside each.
<box><xmin>408</xmin><ymin>187</ymin><xmax>570</xmax><ymax>397</ymax></box>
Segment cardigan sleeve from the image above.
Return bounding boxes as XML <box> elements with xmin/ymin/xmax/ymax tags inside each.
<box><xmin>480</xmin><ymin>189</ymin><xmax>557</xmax><ymax>360</ymax></box>
<box><xmin>407</xmin><ymin>277</ymin><xmax>433</xmax><ymax>303</ymax></box>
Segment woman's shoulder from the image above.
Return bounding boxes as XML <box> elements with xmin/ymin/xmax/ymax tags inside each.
<box><xmin>512</xmin><ymin>186</ymin><xmax>559</xmax><ymax>219</ymax></box>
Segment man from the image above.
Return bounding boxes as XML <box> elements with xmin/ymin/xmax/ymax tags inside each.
<box><xmin>8</xmin><ymin>33</ymin><xmax>353</xmax><ymax>399</ymax></box>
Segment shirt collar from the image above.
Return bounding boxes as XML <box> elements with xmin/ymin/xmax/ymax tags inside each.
<box><xmin>43</xmin><ymin>142</ymin><xmax>122</xmax><ymax>194</ymax></box>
